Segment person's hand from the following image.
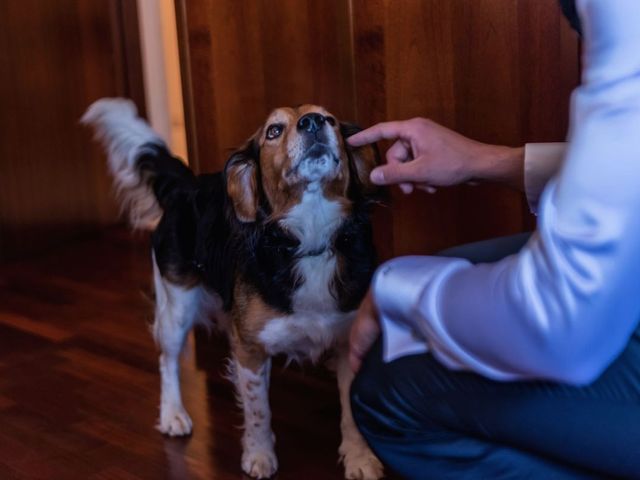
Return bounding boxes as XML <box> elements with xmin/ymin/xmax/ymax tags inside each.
<box><xmin>348</xmin><ymin>118</ymin><xmax>524</xmax><ymax>194</ymax></box>
<box><xmin>349</xmin><ymin>290</ymin><xmax>381</xmax><ymax>373</ymax></box>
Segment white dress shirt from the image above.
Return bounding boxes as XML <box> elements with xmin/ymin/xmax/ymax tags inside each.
<box><xmin>375</xmin><ymin>0</ymin><xmax>640</xmax><ymax>385</ymax></box>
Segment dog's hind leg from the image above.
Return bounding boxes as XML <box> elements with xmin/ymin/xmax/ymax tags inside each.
<box><xmin>152</xmin><ymin>253</ymin><xmax>202</xmax><ymax>437</ymax></box>
<box><xmin>335</xmin><ymin>346</ymin><xmax>384</xmax><ymax>480</ymax></box>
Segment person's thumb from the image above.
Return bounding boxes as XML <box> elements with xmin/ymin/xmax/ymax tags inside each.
<box><xmin>370</xmin><ymin>160</ymin><xmax>421</xmax><ymax>186</ymax></box>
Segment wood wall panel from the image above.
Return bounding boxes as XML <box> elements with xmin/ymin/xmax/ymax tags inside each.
<box><xmin>179</xmin><ymin>0</ymin><xmax>580</xmax><ymax>258</ymax></box>
<box><xmin>177</xmin><ymin>0</ymin><xmax>355</xmax><ymax>173</ymax></box>
<box><xmin>352</xmin><ymin>0</ymin><xmax>579</xmax><ymax>256</ymax></box>
<box><xmin>0</xmin><ymin>0</ymin><xmax>145</xmax><ymax>262</ymax></box>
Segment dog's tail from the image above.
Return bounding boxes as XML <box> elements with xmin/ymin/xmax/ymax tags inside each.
<box><xmin>81</xmin><ymin>98</ymin><xmax>196</xmax><ymax>230</ymax></box>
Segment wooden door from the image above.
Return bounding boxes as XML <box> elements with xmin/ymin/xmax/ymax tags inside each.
<box><xmin>177</xmin><ymin>0</ymin><xmax>579</xmax><ymax>259</ymax></box>
<box><xmin>0</xmin><ymin>0</ymin><xmax>145</xmax><ymax>261</ymax></box>
<box><xmin>175</xmin><ymin>0</ymin><xmax>356</xmax><ymax>174</ymax></box>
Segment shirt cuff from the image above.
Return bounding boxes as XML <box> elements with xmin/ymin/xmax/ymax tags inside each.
<box><xmin>524</xmin><ymin>143</ymin><xmax>566</xmax><ymax>214</ymax></box>
<box><xmin>379</xmin><ymin>313</ymin><xmax>429</xmax><ymax>362</ymax></box>
<box><xmin>372</xmin><ymin>256</ymin><xmax>469</xmax><ymax>362</ymax></box>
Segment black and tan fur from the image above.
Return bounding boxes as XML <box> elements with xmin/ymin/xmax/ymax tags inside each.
<box><xmin>82</xmin><ymin>99</ymin><xmax>383</xmax><ymax>479</ymax></box>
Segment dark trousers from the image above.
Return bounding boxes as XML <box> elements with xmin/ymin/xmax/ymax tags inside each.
<box><xmin>350</xmin><ymin>234</ymin><xmax>640</xmax><ymax>479</ymax></box>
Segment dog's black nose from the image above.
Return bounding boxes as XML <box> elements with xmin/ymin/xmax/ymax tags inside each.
<box><xmin>297</xmin><ymin>113</ymin><xmax>326</xmax><ymax>134</ymax></box>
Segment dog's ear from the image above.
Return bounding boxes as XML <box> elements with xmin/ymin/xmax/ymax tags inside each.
<box><xmin>225</xmin><ymin>137</ymin><xmax>260</xmax><ymax>222</ymax></box>
<box><xmin>340</xmin><ymin>122</ymin><xmax>381</xmax><ymax>196</ymax></box>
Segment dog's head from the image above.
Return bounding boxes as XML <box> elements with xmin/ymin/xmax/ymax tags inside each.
<box><xmin>225</xmin><ymin>105</ymin><xmax>379</xmax><ymax>222</ymax></box>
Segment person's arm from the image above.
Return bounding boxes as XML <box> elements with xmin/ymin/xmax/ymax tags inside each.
<box><xmin>348</xmin><ymin>118</ymin><xmax>567</xmax><ymax>208</ymax></box>
<box><xmin>347</xmin><ymin>118</ymin><xmax>527</xmax><ymax>194</ymax></box>
<box><xmin>352</xmin><ymin>0</ymin><xmax>640</xmax><ymax>384</ymax></box>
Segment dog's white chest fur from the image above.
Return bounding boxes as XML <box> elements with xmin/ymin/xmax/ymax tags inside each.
<box><xmin>258</xmin><ymin>310</ymin><xmax>353</xmax><ymax>362</ymax></box>
<box><xmin>282</xmin><ymin>188</ymin><xmax>343</xmax><ymax>312</ymax></box>
<box><xmin>259</xmin><ymin>188</ymin><xmax>352</xmax><ymax>359</ymax></box>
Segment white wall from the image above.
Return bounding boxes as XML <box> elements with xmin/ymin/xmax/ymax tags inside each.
<box><xmin>137</xmin><ymin>0</ymin><xmax>187</xmax><ymax>162</ymax></box>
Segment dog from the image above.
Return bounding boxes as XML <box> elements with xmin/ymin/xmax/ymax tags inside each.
<box><xmin>82</xmin><ymin>98</ymin><xmax>384</xmax><ymax>480</ymax></box>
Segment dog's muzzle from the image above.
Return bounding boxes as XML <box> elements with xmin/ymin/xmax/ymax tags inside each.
<box><xmin>285</xmin><ymin>140</ymin><xmax>340</xmax><ymax>184</ymax></box>
<box><xmin>296</xmin><ymin>143</ymin><xmax>339</xmax><ymax>182</ymax></box>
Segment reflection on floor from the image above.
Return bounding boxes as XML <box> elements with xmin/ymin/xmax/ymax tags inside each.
<box><xmin>0</xmin><ymin>228</ymin><xmax>362</xmax><ymax>479</ymax></box>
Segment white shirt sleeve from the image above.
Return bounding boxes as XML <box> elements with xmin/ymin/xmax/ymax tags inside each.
<box><xmin>524</xmin><ymin>143</ymin><xmax>567</xmax><ymax>214</ymax></box>
<box><xmin>375</xmin><ymin>0</ymin><xmax>640</xmax><ymax>385</ymax></box>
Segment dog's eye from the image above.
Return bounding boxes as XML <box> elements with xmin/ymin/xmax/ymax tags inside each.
<box><xmin>266</xmin><ymin>124</ymin><xmax>284</xmax><ymax>140</ymax></box>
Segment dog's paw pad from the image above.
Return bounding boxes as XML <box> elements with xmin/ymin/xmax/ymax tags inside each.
<box><xmin>157</xmin><ymin>405</ymin><xmax>193</xmax><ymax>437</ymax></box>
<box><xmin>341</xmin><ymin>446</ymin><xmax>384</xmax><ymax>480</ymax></box>
<box><xmin>241</xmin><ymin>449</ymin><xmax>278</xmax><ymax>479</ymax></box>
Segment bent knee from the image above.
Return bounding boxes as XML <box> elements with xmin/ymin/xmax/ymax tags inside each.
<box><xmin>350</xmin><ymin>338</ymin><xmax>448</xmax><ymax>439</ymax></box>
<box><xmin>349</xmin><ymin>342</ymin><xmax>417</xmax><ymax>439</ymax></box>
<box><xmin>350</xmin><ymin>341</ymin><xmax>388</xmax><ymax>433</ymax></box>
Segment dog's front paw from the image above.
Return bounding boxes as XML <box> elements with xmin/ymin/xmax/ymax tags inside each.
<box><xmin>157</xmin><ymin>404</ymin><xmax>193</xmax><ymax>436</ymax></box>
<box><xmin>241</xmin><ymin>448</ymin><xmax>278</xmax><ymax>479</ymax></box>
<box><xmin>340</xmin><ymin>442</ymin><xmax>384</xmax><ymax>480</ymax></box>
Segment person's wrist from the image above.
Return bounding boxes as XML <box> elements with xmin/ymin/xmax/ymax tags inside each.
<box><xmin>471</xmin><ymin>144</ymin><xmax>525</xmax><ymax>190</ymax></box>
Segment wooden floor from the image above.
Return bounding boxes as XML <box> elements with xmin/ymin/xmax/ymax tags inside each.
<box><xmin>0</xmin><ymin>228</ymin><xmax>363</xmax><ymax>480</ymax></box>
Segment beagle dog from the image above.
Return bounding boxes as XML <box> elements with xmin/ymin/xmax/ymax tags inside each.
<box><xmin>82</xmin><ymin>99</ymin><xmax>383</xmax><ymax>480</ymax></box>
